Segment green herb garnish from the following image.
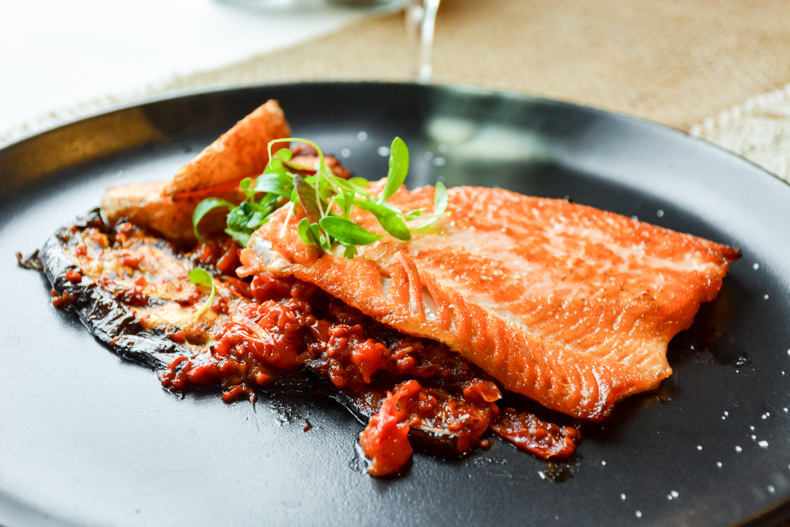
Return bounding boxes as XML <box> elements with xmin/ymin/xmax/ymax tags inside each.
<box><xmin>188</xmin><ymin>268</ymin><xmax>216</xmax><ymax>318</ymax></box>
<box><xmin>193</xmin><ymin>137</ymin><xmax>448</xmax><ymax>257</ymax></box>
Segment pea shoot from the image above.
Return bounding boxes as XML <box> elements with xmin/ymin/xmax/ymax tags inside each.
<box><xmin>193</xmin><ymin>137</ymin><xmax>448</xmax><ymax>258</ymax></box>
<box><xmin>188</xmin><ymin>268</ymin><xmax>216</xmax><ymax>318</ymax></box>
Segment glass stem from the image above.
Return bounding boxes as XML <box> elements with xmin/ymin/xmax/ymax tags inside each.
<box><xmin>406</xmin><ymin>0</ymin><xmax>440</xmax><ymax>84</ymax></box>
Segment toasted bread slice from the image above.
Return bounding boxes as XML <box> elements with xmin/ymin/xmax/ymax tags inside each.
<box><xmin>101</xmin><ymin>180</ymin><xmax>244</xmax><ymax>245</ymax></box>
<box><xmin>163</xmin><ymin>99</ymin><xmax>290</xmax><ymax>196</ymax></box>
<box><xmin>239</xmin><ymin>184</ymin><xmax>738</xmax><ymax>420</ymax></box>
<box><xmin>101</xmin><ymin>100</ymin><xmax>290</xmax><ymax>244</ymax></box>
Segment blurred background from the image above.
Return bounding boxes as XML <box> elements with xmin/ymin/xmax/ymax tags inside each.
<box><xmin>3</xmin><ymin>0</ymin><xmax>790</xmax><ymax>179</ymax></box>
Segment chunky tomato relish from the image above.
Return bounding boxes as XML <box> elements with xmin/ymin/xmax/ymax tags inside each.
<box><xmin>43</xmin><ymin>218</ymin><xmax>579</xmax><ymax>477</ymax></box>
<box><xmin>160</xmin><ymin>237</ymin><xmax>580</xmax><ymax>475</ymax></box>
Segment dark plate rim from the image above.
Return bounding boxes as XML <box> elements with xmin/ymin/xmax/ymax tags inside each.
<box><xmin>2</xmin><ymin>81</ymin><xmax>789</xmax><ymax>527</ymax></box>
<box><xmin>3</xmin><ymin>80</ymin><xmax>788</xmax><ymax>193</ymax></box>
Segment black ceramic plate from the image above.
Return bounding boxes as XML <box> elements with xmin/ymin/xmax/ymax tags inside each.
<box><xmin>1</xmin><ymin>83</ymin><xmax>789</xmax><ymax>527</ymax></box>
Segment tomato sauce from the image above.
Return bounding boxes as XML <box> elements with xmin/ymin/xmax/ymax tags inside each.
<box><xmin>160</xmin><ymin>238</ymin><xmax>580</xmax><ymax>476</ymax></box>
<box><xmin>45</xmin><ymin>218</ymin><xmax>579</xmax><ymax>477</ymax></box>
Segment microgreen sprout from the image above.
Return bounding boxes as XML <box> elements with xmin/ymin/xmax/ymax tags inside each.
<box><xmin>188</xmin><ymin>268</ymin><xmax>216</xmax><ymax>318</ymax></box>
<box><xmin>193</xmin><ymin>137</ymin><xmax>448</xmax><ymax>258</ymax></box>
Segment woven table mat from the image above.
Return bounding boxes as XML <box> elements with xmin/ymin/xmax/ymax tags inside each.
<box><xmin>9</xmin><ymin>0</ymin><xmax>790</xmax><ymax>182</ymax></box>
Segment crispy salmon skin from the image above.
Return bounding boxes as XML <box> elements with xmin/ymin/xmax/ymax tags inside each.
<box><xmin>239</xmin><ymin>184</ymin><xmax>739</xmax><ymax>421</ymax></box>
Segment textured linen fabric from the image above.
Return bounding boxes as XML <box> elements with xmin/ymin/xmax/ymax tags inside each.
<box><xmin>5</xmin><ymin>0</ymin><xmax>790</xmax><ymax>181</ymax></box>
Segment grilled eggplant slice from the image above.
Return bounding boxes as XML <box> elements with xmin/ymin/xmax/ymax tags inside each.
<box><xmin>39</xmin><ymin>211</ymin><xmax>188</xmax><ymax>369</ymax></box>
<box><xmin>34</xmin><ymin>211</ymin><xmax>579</xmax><ymax>472</ymax></box>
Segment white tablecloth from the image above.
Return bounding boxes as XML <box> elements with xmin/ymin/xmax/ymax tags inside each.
<box><xmin>1</xmin><ymin>0</ymin><xmax>366</xmax><ymax>142</ymax></box>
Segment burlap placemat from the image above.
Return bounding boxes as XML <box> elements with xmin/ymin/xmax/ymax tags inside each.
<box><xmin>159</xmin><ymin>0</ymin><xmax>790</xmax><ymax>127</ymax></box>
<box><xmin>690</xmin><ymin>84</ymin><xmax>790</xmax><ymax>182</ymax></box>
<box><xmin>6</xmin><ymin>0</ymin><xmax>790</xmax><ymax>181</ymax></box>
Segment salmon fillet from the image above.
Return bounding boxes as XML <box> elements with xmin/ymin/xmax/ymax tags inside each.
<box><xmin>239</xmin><ymin>185</ymin><xmax>739</xmax><ymax>421</ymax></box>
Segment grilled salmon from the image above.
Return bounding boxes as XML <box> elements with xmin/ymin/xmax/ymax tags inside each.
<box><xmin>239</xmin><ymin>184</ymin><xmax>739</xmax><ymax>421</ymax></box>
